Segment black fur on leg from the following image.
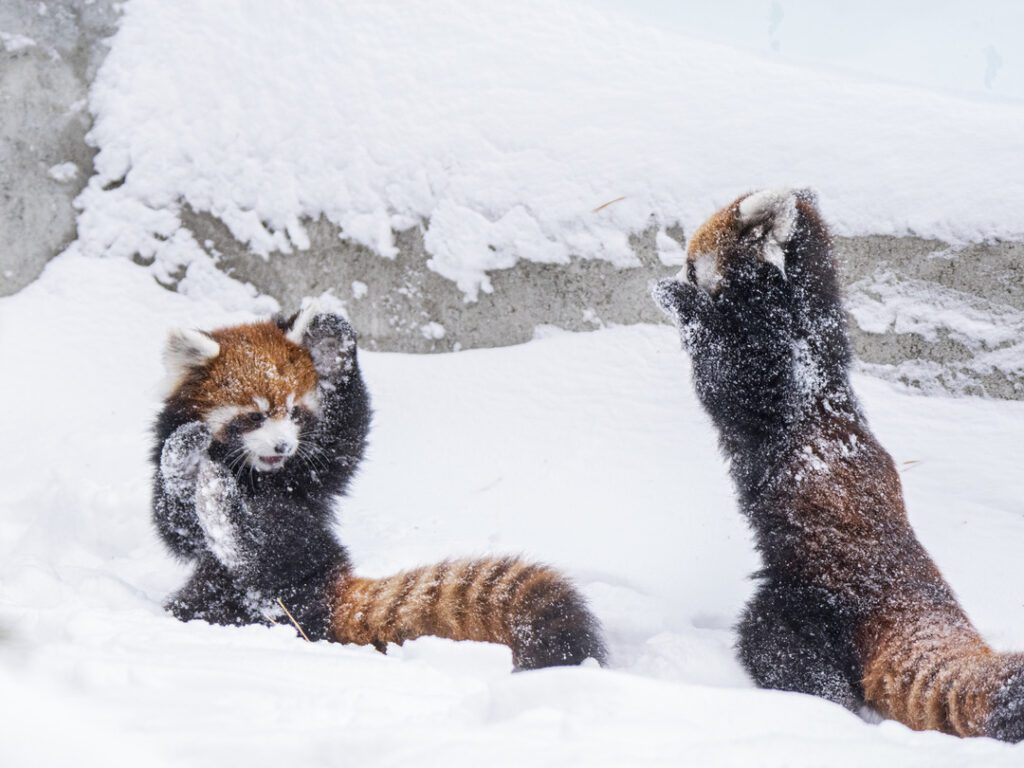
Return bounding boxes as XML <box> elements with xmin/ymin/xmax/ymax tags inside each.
<box><xmin>273</xmin><ymin>564</ymin><xmax>347</xmax><ymax>642</ymax></box>
<box><xmin>165</xmin><ymin>556</ymin><xmax>262</xmax><ymax>627</ymax></box>
<box><xmin>737</xmin><ymin>579</ymin><xmax>863</xmax><ymax>711</ymax></box>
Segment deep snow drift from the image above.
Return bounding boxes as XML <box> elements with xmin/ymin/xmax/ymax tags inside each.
<box><xmin>77</xmin><ymin>0</ymin><xmax>1024</xmax><ymax>300</ymax></box>
<box><xmin>2</xmin><ymin>255</ymin><xmax>1023</xmax><ymax>766</ymax></box>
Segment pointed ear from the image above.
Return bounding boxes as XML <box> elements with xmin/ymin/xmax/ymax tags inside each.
<box><xmin>283</xmin><ymin>299</ymin><xmax>322</xmax><ymax>345</ymax></box>
<box><xmin>737</xmin><ymin>188</ymin><xmax>806</xmax><ymax>277</ymax></box>
<box><xmin>163</xmin><ymin>328</ymin><xmax>220</xmax><ymax>380</ymax></box>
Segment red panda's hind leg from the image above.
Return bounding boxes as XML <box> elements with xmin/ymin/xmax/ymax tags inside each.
<box><xmin>737</xmin><ymin>581</ymin><xmax>863</xmax><ymax>711</ymax></box>
<box><xmin>165</xmin><ymin>556</ymin><xmax>262</xmax><ymax>627</ymax></box>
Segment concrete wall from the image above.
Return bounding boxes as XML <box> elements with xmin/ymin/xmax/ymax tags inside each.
<box><xmin>0</xmin><ymin>0</ymin><xmax>118</xmax><ymax>296</ymax></box>
<box><xmin>185</xmin><ymin>209</ymin><xmax>1024</xmax><ymax>399</ymax></box>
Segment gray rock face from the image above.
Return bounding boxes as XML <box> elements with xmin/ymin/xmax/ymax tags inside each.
<box><xmin>183</xmin><ymin>209</ymin><xmax>1024</xmax><ymax>399</ymax></box>
<box><xmin>0</xmin><ymin>0</ymin><xmax>119</xmax><ymax>296</ymax></box>
<box><xmin>840</xmin><ymin>237</ymin><xmax>1023</xmax><ymax>399</ymax></box>
<box><xmin>183</xmin><ymin>210</ymin><xmax>680</xmax><ymax>354</ymax></box>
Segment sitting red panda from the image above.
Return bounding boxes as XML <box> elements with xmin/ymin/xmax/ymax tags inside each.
<box><xmin>152</xmin><ymin>305</ymin><xmax>606</xmax><ymax>670</ymax></box>
<box><xmin>654</xmin><ymin>189</ymin><xmax>1024</xmax><ymax>741</ymax></box>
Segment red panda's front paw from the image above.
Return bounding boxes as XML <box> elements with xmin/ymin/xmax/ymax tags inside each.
<box><xmin>653</xmin><ymin>277</ymin><xmax>712</xmax><ymax>326</ymax></box>
<box><xmin>284</xmin><ymin>302</ymin><xmax>358</xmax><ymax>381</ymax></box>
<box><xmin>160</xmin><ymin>422</ymin><xmax>213</xmax><ymax>498</ymax></box>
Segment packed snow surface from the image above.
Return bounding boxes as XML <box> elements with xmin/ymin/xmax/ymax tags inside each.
<box><xmin>78</xmin><ymin>0</ymin><xmax>1024</xmax><ymax>299</ymax></box>
<box><xmin>3</xmin><ymin>255</ymin><xmax>1024</xmax><ymax>766</ymax></box>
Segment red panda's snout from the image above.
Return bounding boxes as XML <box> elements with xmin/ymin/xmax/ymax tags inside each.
<box><xmin>242</xmin><ymin>415</ymin><xmax>298</xmax><ymax>471</ymax></box>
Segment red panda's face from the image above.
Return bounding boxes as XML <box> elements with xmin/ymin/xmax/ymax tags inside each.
<box><xmin>164</xmin><ymin>321</ymin><xmax>320</xmax><ymax>472</ymax></box>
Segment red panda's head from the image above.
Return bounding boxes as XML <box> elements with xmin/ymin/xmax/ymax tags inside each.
<box><xmin>684</xmin><ymin>188</ymin><xmax>820</xmax><ymax>294</ymax></box>
<box><xmin>162</xmin><ymin>318</ymin><xmax>320</xmax><ymax>472</ymax></box>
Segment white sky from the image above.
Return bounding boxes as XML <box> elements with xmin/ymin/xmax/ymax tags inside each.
<box><xmin>594</xmin><ymin>0</ymin><xmax>1024</xmax><ymax>102</ymax></box>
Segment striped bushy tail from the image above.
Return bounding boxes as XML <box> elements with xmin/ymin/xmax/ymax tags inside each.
<box><xmin>860</xmin><ymin>603</ymin><xmax>1024</xmax><ymax>740</ymax></box>
<box><xmin>331</xmin><ymin>557</ymin><xmax>607</xmax><ymax>670</ymax></box>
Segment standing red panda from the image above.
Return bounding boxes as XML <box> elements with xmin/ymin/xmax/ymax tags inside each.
<box><xmin>654</xmin><ymin>189</ymin><xmax>1024</xmax><ymax>741</ymax></box>
<box><xmin>152</xmin><ymin>305</ymin><xmax>606</xmax><ymax>670</ymax></box>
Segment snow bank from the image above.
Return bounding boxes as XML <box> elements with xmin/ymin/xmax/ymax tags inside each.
<box><xmin>77</xmin><ymin>0</ymin><xmax>1024</xmax><ymax>300</ymax></box>
<box><xmin>2</xmin><ymin>254</ymin><xmax>1024</xmax><ymax>765</ymax></box>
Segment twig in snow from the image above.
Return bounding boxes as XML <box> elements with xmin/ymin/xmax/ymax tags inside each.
<box><xmin>276</xmin><ymin>597</ymin><xmax>311</xmax><ymax>642</ymax></box>
<box><xmin>592</xmin><ymin>195</ymin><xmax>626</xmax><ymax>213</ymax></box>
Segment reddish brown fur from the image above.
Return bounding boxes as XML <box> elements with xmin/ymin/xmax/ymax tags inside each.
<box><xmin>777</xmin><ymin>393</ymin><xmax>1019</xmax><ymax>738</ymax></box>
<box><xmin>858</xmin><ymin>604</ymin><xmax>1007</xmax><ymax>736</ymax></box>
<box><xmin>174</xmin><ymin>321</ymin><xmax>317</xmax><ymax>418</ymax></box>
<box><xmin>686</xmin><ymin>195</ymin><xmax>744</xmax><ymax>260</ymax></box>
<box><xmin>331</xmin><ymin>557</ymin><xmax>592</xmax><ymax>667</ymax></box>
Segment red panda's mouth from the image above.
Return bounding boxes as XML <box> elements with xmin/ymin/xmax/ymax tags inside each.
<box><xmin>258</xmin><ymin>456</ymin><xmax>285</xmax><ymax>467</ymax></box>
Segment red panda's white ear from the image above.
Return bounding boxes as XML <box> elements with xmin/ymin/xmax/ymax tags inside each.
<box><xmin>163</xmin><ymin>328</ymin><xmax>220</xmax><ymax>381</ymax></box>
<box><xmin>284</xmin><ymin>299</ymin><xmax>322</xmax><ymax>345</ymax></box>
<box><xmin>737</xmin><ymin>188</ymin><xmax>807</xmax><ymax>277</ymax></box>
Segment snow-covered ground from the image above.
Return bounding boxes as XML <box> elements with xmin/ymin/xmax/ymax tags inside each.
<box><xmin>77</xmin><ymin>0</ymin><xmax>1024</xmax><ymax>301</ymax></box>
<box><xmin>2</xmin><ymin>254</ymin><xmax>1024</xmax><ymax>766</ymax></box>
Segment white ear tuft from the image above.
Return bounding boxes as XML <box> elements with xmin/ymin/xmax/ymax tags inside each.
<box><xmin>763</xmin><ymin>241</ymin><xmax>787</xmax><ymax>278</ymax></box>
<box><xmin>285</xmin><ymin>299</ymin><xmax>322</xmax><ymax>345</ymax></box>
<box><xmin>163</xmin><ymin>328</ymin><xmax>220</xmax><ymax>379</ymax></box>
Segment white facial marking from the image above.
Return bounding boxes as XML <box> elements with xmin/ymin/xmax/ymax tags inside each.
<box><xmin>300</xmin><ymin>389</ymin><xmax>321</xmax><ymax>416</ymax></box>
<box><xmin>253</xmin><ymin>396</ymin><xmax>270</xmax><ymax>412</ymax></box>
<box><xmin>692</xmin><ymin>251</ymin><xmax>723</xmax><ymax>293</ymax></box>
<box><xmin>205</xmin><ymin>405</ymin><xmax>243</xmax><ymax>436</ymax></box>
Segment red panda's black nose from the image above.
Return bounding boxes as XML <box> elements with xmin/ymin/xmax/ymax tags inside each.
<box><xmin>274</xmin><ymin>442</ymin><xmax>291</xmax><ymax>455</ymax></box>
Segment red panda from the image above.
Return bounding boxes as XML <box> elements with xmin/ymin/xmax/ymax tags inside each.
<box><xmin>654</xmin><ymin>189</ymin><xmax>1024</xmax><ymax>741</ymax></box>
<box><xmin>151</xmin><ymin>305</ymin><xmax>606</xmax><ymax>670</ymax></box>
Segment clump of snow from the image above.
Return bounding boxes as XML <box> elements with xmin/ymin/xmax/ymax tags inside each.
<box><xmin>351</xmin><ymin>280</ymin><xmax>368</xmax><ymax>300</ymax></box>
<box><xmin>0</xmin><ymin>31</ymin><xmax>36</xmax><ymax>52</ymax></box>
<box><xmin>77</xmin><ymin>0</ymin><xmax>1024</xmax><ymax>300</ymax></box>
<box><xmin>47</xmin><ymin>161</ymin><xmax>79</xmax><ymax>183</ymax></box>
<box><xmin>420</xmin><ymin>321</ymin><xmax>446</xmax><ymax>340</ymax></box>
<box><xmin>3</xmin><ymin>254</ymin><xmax>1024</xmax><ymax>764</ymax></box>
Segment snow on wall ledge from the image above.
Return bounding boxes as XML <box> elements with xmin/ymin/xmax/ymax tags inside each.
<box><xmin>180</xmin><ymin>211</ymin><xmax>1024</xmax><ymax>400</ymax></box>
<box><xmin>71</xmin><ymin>0</ymin><xmax>1024</xmax><ymax>398</ymax></box>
